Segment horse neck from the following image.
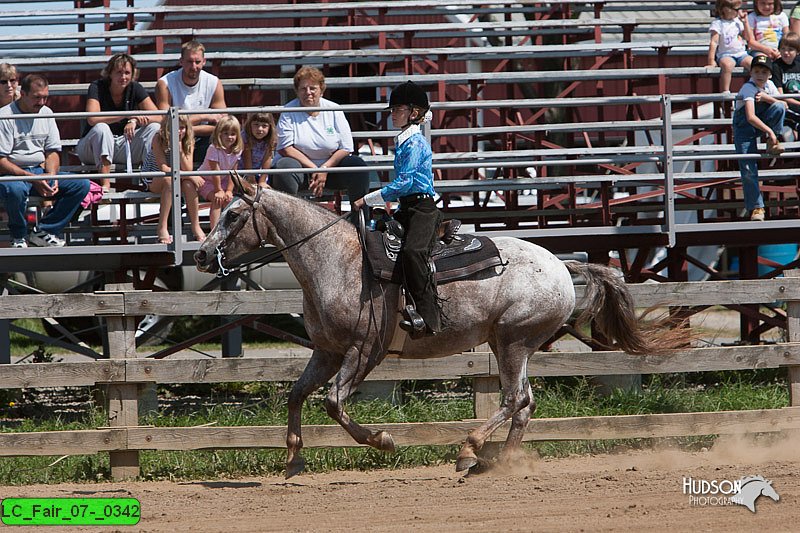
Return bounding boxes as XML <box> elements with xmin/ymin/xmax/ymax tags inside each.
<box><xmin>261</xmin><ymin>191</ymin><xmax>361</xmax><ymax>290</ymax></box>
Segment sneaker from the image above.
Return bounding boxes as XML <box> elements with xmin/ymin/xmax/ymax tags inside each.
<box><xmin>10</xmin><ymin>238</ymin><xmax>27</xmax><ymax>248</ymax></box>
<box><xmin>750</xmin><ymin>208</ymin><xmax>766</xmax><ymax>221</ymax></box>
<box><xmin>28</xmin><ymin>231</ymin><xmax>65</xmax><ymax>247</ymax></box>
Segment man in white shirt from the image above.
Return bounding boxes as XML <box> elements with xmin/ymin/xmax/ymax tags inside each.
<box><xmin>155</xmin><ymin>40</ymin><xmax>226</xmax><ymax>164</ymax></box>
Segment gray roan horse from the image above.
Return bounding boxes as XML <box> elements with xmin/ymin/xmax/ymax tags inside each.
<box><xmin>194</xmin><ymin>177</ymin><xmax>683</xmax><ymax>478</ymax></box>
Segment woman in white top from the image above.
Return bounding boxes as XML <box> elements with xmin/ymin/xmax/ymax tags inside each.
<box><xmin>0</xmin><ymin>63</ymin><xmax>19</xmax><ymax>108</ymax></box>
<box><xmin>273</xmin><ymin>66</ymin><xmax>370</xmax><ymax>205</ymax></box>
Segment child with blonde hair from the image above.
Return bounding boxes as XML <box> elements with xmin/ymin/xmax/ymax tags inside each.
<box><xmin>707</xmin><ymin>0</ymin><xmax>753</xmax><ymax>93</ymax></box>
<box><xmin>141</xmin><ymin>115</ymin><xmax>205</xmax><ymax>244</ymax></box>
<box><xmin>198</xmin><ymin>115</ymin><xmax>243</xmax><ymax>229</ymax></box>
<box><xmin>241</xmin><ymin>112</ymin><xmax>276</xmax><ymax>186</ymax></box>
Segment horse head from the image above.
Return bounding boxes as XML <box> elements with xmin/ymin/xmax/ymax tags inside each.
<box><xmin>194</xmin><ymin>170</ymin><xmax>275</xmax><ymax>275</ymax></box>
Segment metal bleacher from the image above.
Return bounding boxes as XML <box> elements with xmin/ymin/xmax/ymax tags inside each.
<box><xmin>0</xmin><ymin>0</ymin><xmax>798</xmax><ymax>287</ymax></box>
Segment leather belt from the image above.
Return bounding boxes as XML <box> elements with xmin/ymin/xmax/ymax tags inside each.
<box><xmin>399</xmin><ymin>193</ymin><xmax>432</xmax><ymax>203</ymax></box>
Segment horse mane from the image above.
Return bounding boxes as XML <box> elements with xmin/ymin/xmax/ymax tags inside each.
<box><xmin>260</xmin><ymin>187</ymin><xmax>358</xmax><ymax>245</ymax></box>
<box><xmin>230</xmin><ymin>171</ymin><xmax>348</xmax><ymax>230</ymax></box>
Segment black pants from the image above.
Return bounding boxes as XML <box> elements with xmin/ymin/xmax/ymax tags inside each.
<box><xmin>395</xmin><ymin>195</ymin><xmax>442</xmax><ymax>333</ymax></box>
<box><xmin>272</xmin><ymin>155</ymin><xmax>370</xmax><ymax>202</ymax></box>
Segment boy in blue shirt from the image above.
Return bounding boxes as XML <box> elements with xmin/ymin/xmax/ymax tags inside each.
<box><xmin>355</xmin><ymin>81</ymin><xmax>441</xmax><ymax>337</ymax></box>
<box><xmin>733</xmin><ymin>54</ymin><xmax>787</xmax><ymax>221</ymax></box>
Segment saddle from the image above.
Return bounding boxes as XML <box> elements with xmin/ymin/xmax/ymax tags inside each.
<box><xmin>363</xmin><ymin>215</ymin><xmax>505</xmax><ymax>285</ymax></box>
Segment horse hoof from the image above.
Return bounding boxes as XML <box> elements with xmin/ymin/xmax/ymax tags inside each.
<box><xmin>370</xmin><ymin>431</ymin><xmax>396</xmax><ymax>452</ymax></box>
<box><xmin>285</xmin><ymin>456</ymin><xmax>306</xmax><ymax>479</ymax></box>
<box><xmin>455</xmin><ymin>455</ymin><xmax>478</xmax><ymax>472</ymax></box>
<box><xmin>468</xmin><ymin>457</ymin><xmax>492</xmax><ymax>475</ymax></box>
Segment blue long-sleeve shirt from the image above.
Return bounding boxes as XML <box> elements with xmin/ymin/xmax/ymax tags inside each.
<box><xmin>364</xmin><ymin>124</ymin><xmax>435</xmax><ymax>206</ymax></box>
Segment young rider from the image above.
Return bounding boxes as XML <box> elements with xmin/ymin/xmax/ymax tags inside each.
<box><xmin>354</xmin><ymin>81</ymin><xmax>441</xmax><ymax>338</ymax></box>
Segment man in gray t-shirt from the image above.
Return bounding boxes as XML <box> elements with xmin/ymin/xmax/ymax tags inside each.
<box><xmin>0</xmin><ymin>74</ymin><xmax>89</xmax><ymax>247</ymax></box>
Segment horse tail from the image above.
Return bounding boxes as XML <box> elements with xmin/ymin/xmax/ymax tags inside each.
<box><xmin>564</xmin><ymin>261</ymin><xmax>686</xmax><ymax>355</ymax></box>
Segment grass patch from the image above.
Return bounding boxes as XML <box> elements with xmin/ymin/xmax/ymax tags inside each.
<box><xmin>0</xmin><ymin>373</ymin><xmax>790</xmax><ymax>484</ymax></box>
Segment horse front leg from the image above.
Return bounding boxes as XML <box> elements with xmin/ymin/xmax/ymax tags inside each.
<box><xmin>286</xmin><ymin>349</ymin><xmax>342</xmax><ymax>479</ymax></box>
<box><xmin>325</xmin><ymin>346</ymin><xmax>395</xmax><ymax>453</ymax></box>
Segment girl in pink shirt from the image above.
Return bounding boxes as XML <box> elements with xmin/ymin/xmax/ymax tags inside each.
<box><xmin>198</xmin><ymin>115</ymin><xmax>243</xmax><ymax>229</ymax></box>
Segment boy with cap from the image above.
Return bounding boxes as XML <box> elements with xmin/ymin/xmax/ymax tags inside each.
<box><xmin>733</xmin><ymin>54</ymin><xmax>787</xmax><ymax>221</ymax></box>
<box><xmin>354</xmin><ymin>81</ymin><xmax>441</xmax><ymax>338</ymax></box>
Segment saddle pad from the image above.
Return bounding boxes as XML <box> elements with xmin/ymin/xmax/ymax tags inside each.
<box><xmin>365</xmin><ymin>231</ymin><xmax>505</xmax><ymax>284</ymax></box>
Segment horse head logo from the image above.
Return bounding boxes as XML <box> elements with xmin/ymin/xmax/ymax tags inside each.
<box><xmin>730</xmin><ymin>476</ymin><xmax>780</xmax><ymax>513</ymax></box>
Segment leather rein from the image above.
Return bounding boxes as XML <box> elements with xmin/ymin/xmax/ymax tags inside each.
<box><xmin>214</xmin><ymin>184</ymin><xmax>352</xmax><ymax>277</ymax></box>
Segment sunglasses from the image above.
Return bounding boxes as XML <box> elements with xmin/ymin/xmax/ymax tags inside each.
<box><xmin>0</xmin><ymin>79</ymin><xmax>17</xmax><ymax>85</ymax></box>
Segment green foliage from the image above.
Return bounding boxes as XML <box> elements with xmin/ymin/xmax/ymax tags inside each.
<box><xmin>0</xmin><ymin>373</ymin><xmax>789</xmax><ymax>484</ymax></box>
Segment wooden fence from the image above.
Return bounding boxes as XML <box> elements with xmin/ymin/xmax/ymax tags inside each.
<box><xmin>2</xmin><ymin>276</ymin><xmax>800</xmax><ymax>480</ymax></box>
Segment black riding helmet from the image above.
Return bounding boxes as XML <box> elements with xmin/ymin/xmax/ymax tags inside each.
<box><xmin>387</xmin><ymin>81</ymin><xmax>429</xmax><ymax>119</ymax></box>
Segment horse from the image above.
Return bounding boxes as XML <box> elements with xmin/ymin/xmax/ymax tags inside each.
<box><xmin>194</xmin><ymin>177</ymin><xmax>684</xmax><ymax>478</ymax></box>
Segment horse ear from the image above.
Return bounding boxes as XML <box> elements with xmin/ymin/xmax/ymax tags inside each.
<box><xmin>230</xmin><ymin>170</ymin><xmax>244</xmax><ymax>194</ymax></box>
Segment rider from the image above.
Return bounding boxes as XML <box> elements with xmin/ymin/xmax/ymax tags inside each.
<box><xmin>355</xmin><ymin>81</ymin><xmax>441</xmax><ymax>338</ymax></box>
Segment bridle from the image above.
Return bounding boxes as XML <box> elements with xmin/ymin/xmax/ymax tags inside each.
<box><xmin>213</xmin><ymin>173</ymin><xmax>352</xmax><ymax>278</ymax></box>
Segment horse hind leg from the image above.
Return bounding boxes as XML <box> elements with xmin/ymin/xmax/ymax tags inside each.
<box><xmin>500</xmin><ymin>379</ymin><xmax>535</xmax><ymax>461</ymax></box>
<box><xmin>325</xmin><ymin>347</ymin><xmax>396</xmax><ymax>453</ymax></box>
<box><xmin>456</xmin><ymin>341</ymin><xmax>534</xmax><ymax>473</ymax></box>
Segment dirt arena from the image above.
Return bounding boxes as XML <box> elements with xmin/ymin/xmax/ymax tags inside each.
<box><xmin>1</xmin><ymin>435</ymin><xmax>797</xmax><ymax>532</ymax></box>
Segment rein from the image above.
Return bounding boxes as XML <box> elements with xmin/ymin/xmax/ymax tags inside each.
<box><xmin>215</xmin><ymin>184</ymin><xmax>352</xmax><ymax>277</ymax></box>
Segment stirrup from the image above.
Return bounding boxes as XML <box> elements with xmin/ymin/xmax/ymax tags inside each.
<box><xmin>440</xmin><ymin>219</ymin><xmax>461</xmax><ymax>244</ymax></box>
<box><xmin>400</xmin><ymin>305</ymin><xmax>426</xmax><ymax>340</ymax></box>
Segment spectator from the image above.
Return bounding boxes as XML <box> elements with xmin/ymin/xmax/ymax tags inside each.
<box><xmin>707</xmin><ymin>1</ymin><xmax>752</xmax><ymax>93</ymax></box>
<box><xmin>241</xmin><ymin>111</ymin><xmax>276</xmax><ymax>186</ymax></box>
<box><xmin>140</xmin><ymin>114</ymin><xmax>204</xmax><ymax>244</ymax></box>
<box><xmin>75</xmin><ymin>53</ymin><xmax>161</xmax><ymax>191</ymax></box>
<box><xmin>273</xmin><ymin>66</ymin><xmax>369</xmax><ymax>205</ymax></box>
<box><xmin>747</xmin><ymin>0</ymin><xmax>789</xmax><ymax>61</ymax></box>
<box><xmin>0</xmin><ymin>74</ymin><xmax>90</xmax><ymax>248</ymax></box>
<box><xmin>789</xmin><ymin>1</ymin><xmax>800</xmax><ymax>33</ymax></box>
<box><xmin>770</xmin><ymin>31</ymin><xmax>800</xmax><ymax>131</ymax></box>
<box><xmin>197</xmin><ymin>115</ymin><xmax>243</xmax><ymax>229</ymax></box>
<box><xmin>733</xmin><ymin>54</ymin><xmax>787</xmax><ymax>221</ymax></box>
<box><xmin>155</xmin><ymin>40</ymin><xmax>226</xmax><ymax>165</ymax></box>
<box><xmin>355</xmin><ymin>81</ymin><xmax>441</xmax><ymax>338</ymax></box>
<box><xmin>0</xmin><ymin>63</ymin><xmax>19</xmax><ymax>108</ymax></box>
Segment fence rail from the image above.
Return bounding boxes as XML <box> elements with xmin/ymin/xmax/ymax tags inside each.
<box><xmin>2</xmin><ymin>274</ymin><xmax>800</xmax><ymax>479</ymax></box>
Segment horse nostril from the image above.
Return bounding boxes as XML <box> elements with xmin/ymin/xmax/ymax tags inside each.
<box><xmin>194</xmin><ymin>250</ymin><xmax>206</xmax><ymax>263</ymax></box>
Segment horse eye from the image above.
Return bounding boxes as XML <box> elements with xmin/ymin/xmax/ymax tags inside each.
<box><xmin>227</xmin><ymin>211</ymin><xmax>240</xmax><ymax>222</ymax></box>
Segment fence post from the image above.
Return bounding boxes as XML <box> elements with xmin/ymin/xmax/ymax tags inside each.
<box><xmin>0</xmin><ymin>319</ymin><xmax>9</xmax><ymax>365</ymax></box>
<box><xmin>473</xmin><ymin>377</ymin><xmax>501</xmax><ymax>420</ymax></box>
<box><xmin>0</xmin><ymin>276</ymin><xmax>10</xmax><ymax>364</ymax></box>
<box><xmin>102</xmin><ymin>283</ymin><xmax>140</xmax><ymax>480</ymax></box>
<box><xmin>784</xmin><ymin>270</ymin><xmax>800</xmax><ymax>406</ymax></box>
